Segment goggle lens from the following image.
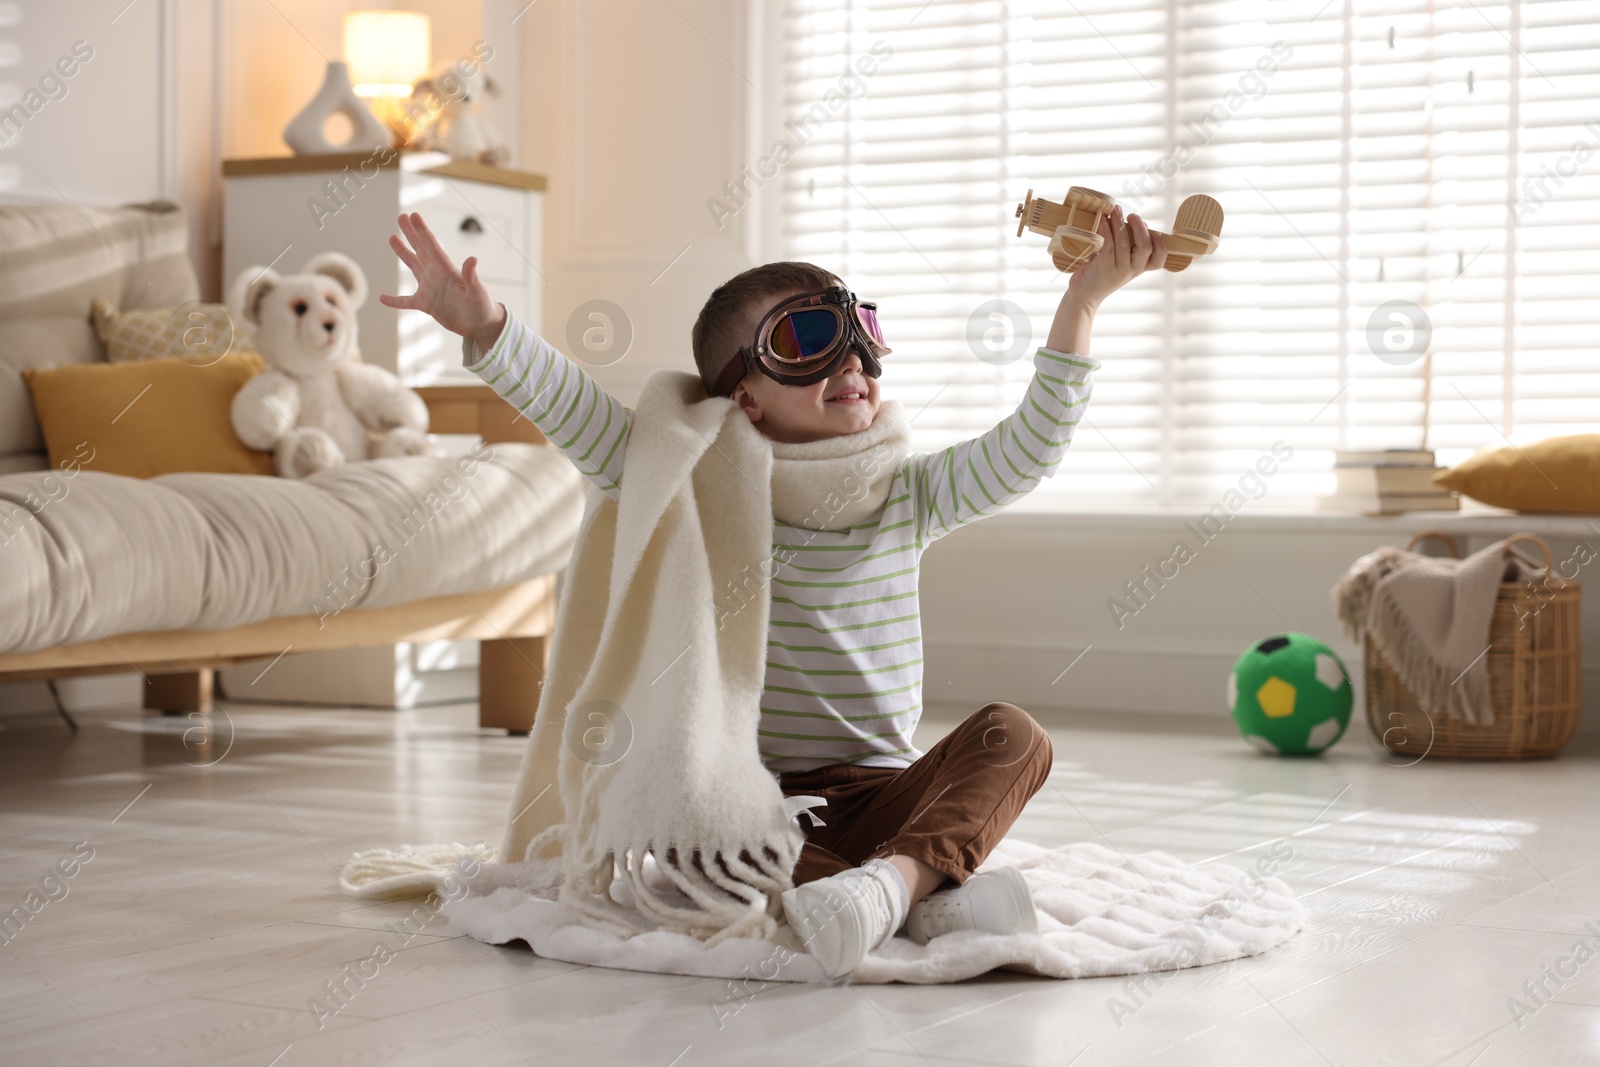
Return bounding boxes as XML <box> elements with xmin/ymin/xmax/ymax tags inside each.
<box><xmin>769</xmin><ymin>308</ymin><xmax>841</xmax><ymax>363</ymax></box>
<box><xmin>855</xmin><ymin>304</ymin><xmax>885</xmax><ymax>347</ymax></box>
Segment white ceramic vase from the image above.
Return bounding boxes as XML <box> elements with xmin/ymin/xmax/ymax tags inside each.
<box><xmin>282</xmin><ymin>61</ymin><xmax>393</xmax><ymax>156</ymax></box>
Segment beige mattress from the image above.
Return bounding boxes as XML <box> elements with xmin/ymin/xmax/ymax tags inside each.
<box><xmin>0</xmin><ymin>445</ymin><xmax>584</xmax><ymax>655</ymax></box>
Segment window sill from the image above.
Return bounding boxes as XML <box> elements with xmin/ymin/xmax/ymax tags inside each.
<box><xmin>992</xmin><ymin>496</ymin><xmax>1600</xmax><ymax>538</ymax></box>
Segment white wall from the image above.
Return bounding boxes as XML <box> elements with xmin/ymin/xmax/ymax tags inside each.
<box><xmin>921</xmin><ymin>512</ymin><xmax>1600</xmax><ymax>737</ymax></box>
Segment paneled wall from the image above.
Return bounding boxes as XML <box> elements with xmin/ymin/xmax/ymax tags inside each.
<box><xmin>0</xmin><ymin>0</ymin><xmax>491</xmax><ymax>298</ymax></box>
<box><xmin>1</xmin><ymin>0</ymin><xmax>214</xmax><ymax>278</ymax></box>
<box><xmin>510</xmin><ymin>0</ymin><xmax>765</xmax><ymax>407</ymax></box>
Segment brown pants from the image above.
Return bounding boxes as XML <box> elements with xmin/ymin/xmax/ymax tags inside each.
<box><xmin>777</xmin><ymin>702</ymin><xmax>1054</xmax><ymax>888</ymax></box>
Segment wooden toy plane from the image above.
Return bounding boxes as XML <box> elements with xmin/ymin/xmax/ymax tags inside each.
<box><xmin>1014</xmin><ymin>186</ymin><xmax>1224</xmax><ymax>273</ymax></box>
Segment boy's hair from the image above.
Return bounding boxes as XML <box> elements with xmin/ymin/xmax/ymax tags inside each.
<box><xmin>691</xmin><ymin>261</ymin><xmax>840</xmax><ymax>396</ymax></box>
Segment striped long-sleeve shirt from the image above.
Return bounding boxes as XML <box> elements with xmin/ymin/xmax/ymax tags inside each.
<box><xmin>464</xmin><ymin>314</ymin><xmax>1097</xmax><ymax>774</ymax></box>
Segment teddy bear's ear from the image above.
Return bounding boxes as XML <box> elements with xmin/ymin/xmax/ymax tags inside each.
<box><xmin>230</xmin><ymin>267</ymin><xmax>282</xmax><ymax>327</ymax></box>
<box><xmin>303</xmin><ymin>252</ymin><xmax>369</xmax><ymax>310</ymax></box>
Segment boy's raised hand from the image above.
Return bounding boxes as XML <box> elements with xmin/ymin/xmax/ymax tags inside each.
<box><xmin>379</xmin><ymin>212</ymin><xmax>506</xmax><ymax>349</ymax></box>
<box><xmin>1045</xmin><ymin>204</ymin><xmax>1167</xmax><ymax>355</ymax></box>
<box><xmin>1067</xmin><ymin>205</ymin><xmax>1168</xmax><ymax>311</ymax></box>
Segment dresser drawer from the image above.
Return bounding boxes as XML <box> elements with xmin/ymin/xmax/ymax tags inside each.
<box><xmin>401</xmin><ymin>173</ymin><xmax>529</xmax><ymax>285</ymax></box>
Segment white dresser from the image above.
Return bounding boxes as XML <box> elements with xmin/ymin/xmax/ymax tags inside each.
<box><xmin>222</xmin><ymin>150</ymin><xmax>545</xmax><ymax>384</ymax></box>
<box><xmin>220</xmin><ymin>152</ymin><xmax>548</xmax><ymax>709</ymax></box>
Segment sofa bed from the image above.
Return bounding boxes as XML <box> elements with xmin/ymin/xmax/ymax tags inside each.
<box><xmin>0</xmin><ymin>200</ymin><xmax>583</xmax><ymax>732</ymax></box>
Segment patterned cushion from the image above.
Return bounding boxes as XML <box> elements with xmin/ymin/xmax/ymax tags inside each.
<box><xmin>90</xmin><ymin>297</ymin><xmax>249</xmax><ymax>364</ymax></box>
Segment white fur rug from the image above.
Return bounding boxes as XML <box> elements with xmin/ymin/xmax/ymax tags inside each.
<box><xmin>439</xmin><ymin>840</ymin><xmax>1303</xmax><ymax>985</ymax></box>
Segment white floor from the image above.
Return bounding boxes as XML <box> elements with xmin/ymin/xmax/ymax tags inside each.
<box><xmin>1</xmin><ymin>698</ymin><xmax>1596</xmax><ymax>1067</ymax></box>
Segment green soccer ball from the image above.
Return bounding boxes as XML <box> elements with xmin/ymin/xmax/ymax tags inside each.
<box><xmin>1228</xmin><ymin>633</ymin><xmax>1353</xmax><ymax>756</ymax></box>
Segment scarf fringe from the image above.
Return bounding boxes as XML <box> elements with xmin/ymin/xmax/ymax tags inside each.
<box><xmin>560</xmin><ymin>834</ymin><xmax>801</xmax><ymax>946</ymax></box>
<box><xmin>338</xmin><ymin>842</ymin><xmax>494</xmax><ymax>899</ymax></box>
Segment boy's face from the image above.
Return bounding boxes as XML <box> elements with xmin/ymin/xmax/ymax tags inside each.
<box><xmin>729</xmin><ymin>288</ymin><xmax>881</xmax><ymax>444</ymax></box>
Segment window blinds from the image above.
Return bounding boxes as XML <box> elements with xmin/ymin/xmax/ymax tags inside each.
<box><xmin>779</xmin><ymin>0</ymin><xmax>1600</xmax><ymax>507</ymax></box>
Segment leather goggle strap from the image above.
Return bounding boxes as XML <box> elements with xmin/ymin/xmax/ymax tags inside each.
<box><xmin>708</xmin><ymin>349</ymin><xmax>750</xmax><ymax>398</ymax></box>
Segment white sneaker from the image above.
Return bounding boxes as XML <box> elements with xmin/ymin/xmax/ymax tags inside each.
<box><xmin>781</xmin><ymin>860</ymin><xmax>908</xmax><ymax>979</ymax></box>
<box><xmin>903</xmin><ymin>866</ymin><xmax>1038</xmax><ymax>945</ymax></box>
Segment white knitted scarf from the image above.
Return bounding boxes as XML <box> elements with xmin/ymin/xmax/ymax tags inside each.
<box><xmin>341</xmin><ymin>370</ymin><xmax>911</xmax><ymax>945</ymax></box>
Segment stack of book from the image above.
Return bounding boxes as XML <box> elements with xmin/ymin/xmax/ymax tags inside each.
<box><xmin>1317</xmin><ymin>449</ymin><xmax>1460</xmax><ymax>514</ymax></box>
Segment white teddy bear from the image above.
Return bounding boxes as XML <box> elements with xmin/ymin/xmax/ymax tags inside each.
<box><xmin>228</xmin><ymin>252</ymin><xmax>430</xmax><ymax>478</ymax></box>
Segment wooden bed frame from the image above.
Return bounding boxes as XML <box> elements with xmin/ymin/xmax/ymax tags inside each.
<box><xmin>0</xmin><ymin>386</ymin><xmax>558</xmax><ymax>734</ymax></box>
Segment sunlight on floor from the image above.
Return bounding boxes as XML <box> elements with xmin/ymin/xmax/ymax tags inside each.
<box><xmin>1</xmin><ymin>700</ymin><xmax>1596</xmax><ymax>1066</ymax></box>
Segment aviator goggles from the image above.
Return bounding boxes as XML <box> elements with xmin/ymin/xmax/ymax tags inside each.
<box><xmin>707</xmin><ymin>285</ymin><xmax>891</xmax><ymax>398</ymax></box>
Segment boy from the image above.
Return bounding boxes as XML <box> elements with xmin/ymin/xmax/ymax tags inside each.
<box><xmin>381</xmin><ymin>207</ymin><xmax>1166</xmax><ymax>977</ymax></box>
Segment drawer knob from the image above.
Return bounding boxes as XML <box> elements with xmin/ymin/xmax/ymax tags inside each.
<box><xmin>459</xmin><ymin>216</ymin><xmax>484</xmax><ymax>234</ymax></box>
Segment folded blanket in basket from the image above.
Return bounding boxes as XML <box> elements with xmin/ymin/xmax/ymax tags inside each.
<box><xmin>1334</xmin><ymin>539</ymin><xmax>1532</xmax><ymax>725</ymax></box>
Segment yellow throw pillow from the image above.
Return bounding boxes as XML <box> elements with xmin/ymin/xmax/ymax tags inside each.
<box><xmin>90</xmin><ymin>297</ymin><xmax>251</xmax><ymax>364</ymax></box>
<box><xmin>21</xmin><ymin>353</ymin><xmax>275</xmax><ymax>478</ymax></box>
<box><xmin>1434</xmin><ymin>434</ymin><xmax>1600</xmax><ymax>514</ymax></box>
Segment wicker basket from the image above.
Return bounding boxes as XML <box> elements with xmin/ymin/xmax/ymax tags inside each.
<box><xmin>1364</xmin><ymin>531</ymin><xmax>1582</xmax><ymax>761</ymax></box>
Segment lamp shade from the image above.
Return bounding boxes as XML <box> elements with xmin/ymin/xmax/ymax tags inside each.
<box><xmin>343</xmin><ymin>11</ymin><xmax>430</xmax><ymax>97</ymax></box>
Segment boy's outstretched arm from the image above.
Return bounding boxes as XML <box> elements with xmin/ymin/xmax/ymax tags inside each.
<box><xmin>909</xmin><ymin>206</ymin><xmax>1166</xmax><ymax>545</ymax></box>
<box><xmin>381</xmin><ymin>212</ymin><xmax>632</xmax><ymax>500</ymax></box>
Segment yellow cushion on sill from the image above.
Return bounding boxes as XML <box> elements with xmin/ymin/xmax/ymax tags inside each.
<box><xmin>1433</xmin><ymin>434</ymin><xmax>1600</xmax><ymax>514</ymax></box>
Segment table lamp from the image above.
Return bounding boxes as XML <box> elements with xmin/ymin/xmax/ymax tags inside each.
<box><xmin>344</xmin><ymin>10</ymin><xmax>431</xmax><ymax>143</ymax></box>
